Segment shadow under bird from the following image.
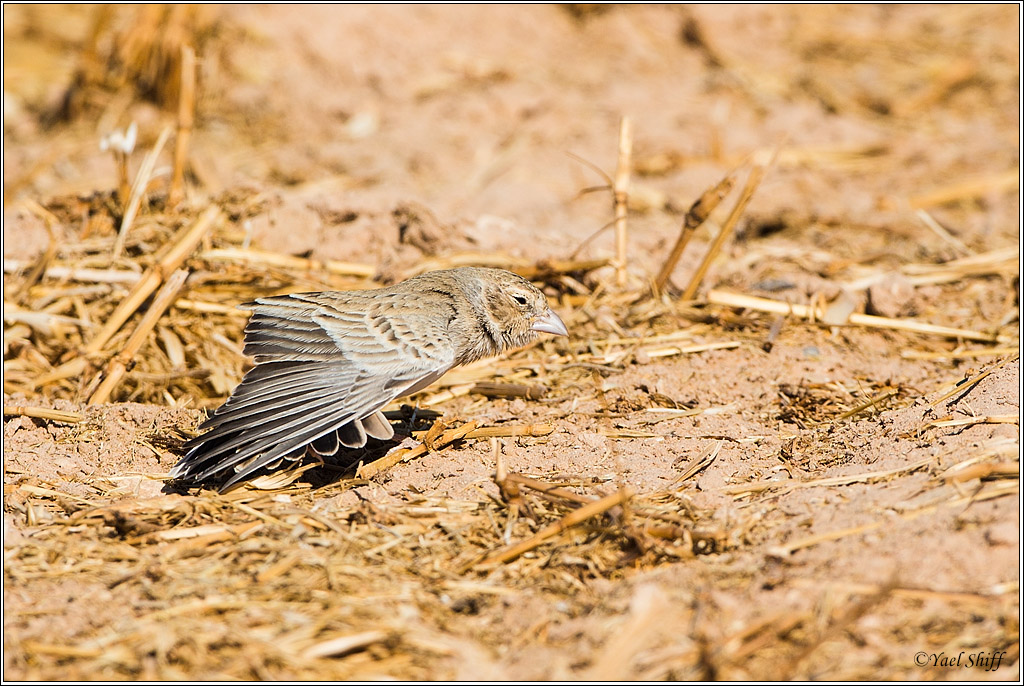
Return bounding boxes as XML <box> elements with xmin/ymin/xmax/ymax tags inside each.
<box><xmin>171</xmin><ymin>267</ymin><xmax>568</xmax><ymax>491</ymax></box>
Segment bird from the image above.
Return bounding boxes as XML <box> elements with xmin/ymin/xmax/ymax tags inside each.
<box><xmin>170</xmin><ymin>267</ymin><xmax>568</xmax><ymax>491</ymax></box>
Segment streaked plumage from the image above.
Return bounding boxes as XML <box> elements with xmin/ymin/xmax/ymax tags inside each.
<box><xmin>171</xmin><ymin>267</ymin><xmax>567</xmax><ymax>491</ymax></box>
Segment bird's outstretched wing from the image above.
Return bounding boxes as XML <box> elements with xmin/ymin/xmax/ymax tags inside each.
<box><xmin>171</xmin><ymin>291</ymin><xmax>455</xmax><ymax>490</ymax></box>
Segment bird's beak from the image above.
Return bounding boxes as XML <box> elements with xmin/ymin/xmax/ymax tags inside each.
<box><xmin>531</xmin><ymin>308</ymin><xmax>568</xmax><ymax>337</ymax></box>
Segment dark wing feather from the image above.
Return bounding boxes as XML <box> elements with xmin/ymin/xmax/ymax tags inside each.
<box><xmin>171</xmin><ymin>291</ymin><xmax>454</xmax><ymax>490</ymax></box>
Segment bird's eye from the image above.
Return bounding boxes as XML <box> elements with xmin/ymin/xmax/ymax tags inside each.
<box><xmin>511</xmin><ymin>294</ymin><xmax>529</xmax><ymax>306</ymax></box>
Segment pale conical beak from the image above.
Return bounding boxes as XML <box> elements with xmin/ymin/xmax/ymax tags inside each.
<box><xmin>531</xmin><ymin>308</ymin><xmax>568</xmax><ymax>337</ymax></box>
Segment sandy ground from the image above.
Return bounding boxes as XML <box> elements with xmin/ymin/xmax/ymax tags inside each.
<box><xmin>3</xmin><ymin>5</ymin><xmax>1020</xmax><ymax>680</ymax></box>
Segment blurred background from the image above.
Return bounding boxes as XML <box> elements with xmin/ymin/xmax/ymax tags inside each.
<box><xmin>5</xmin><ymin>4</ymin><xmax>1017</xmax><ymax>264</ymax></box>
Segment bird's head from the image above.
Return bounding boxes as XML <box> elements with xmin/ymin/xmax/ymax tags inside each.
<box><xmin>473</xmin><ymin>268</ymin><xmax>568</xmax><ymax>352</ymax></box>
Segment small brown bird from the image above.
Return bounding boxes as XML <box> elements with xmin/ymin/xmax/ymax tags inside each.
<box><xmin>171</xmin><ymin>267</ymin><xmax>567</xmax><ymax>490</ymax></box>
